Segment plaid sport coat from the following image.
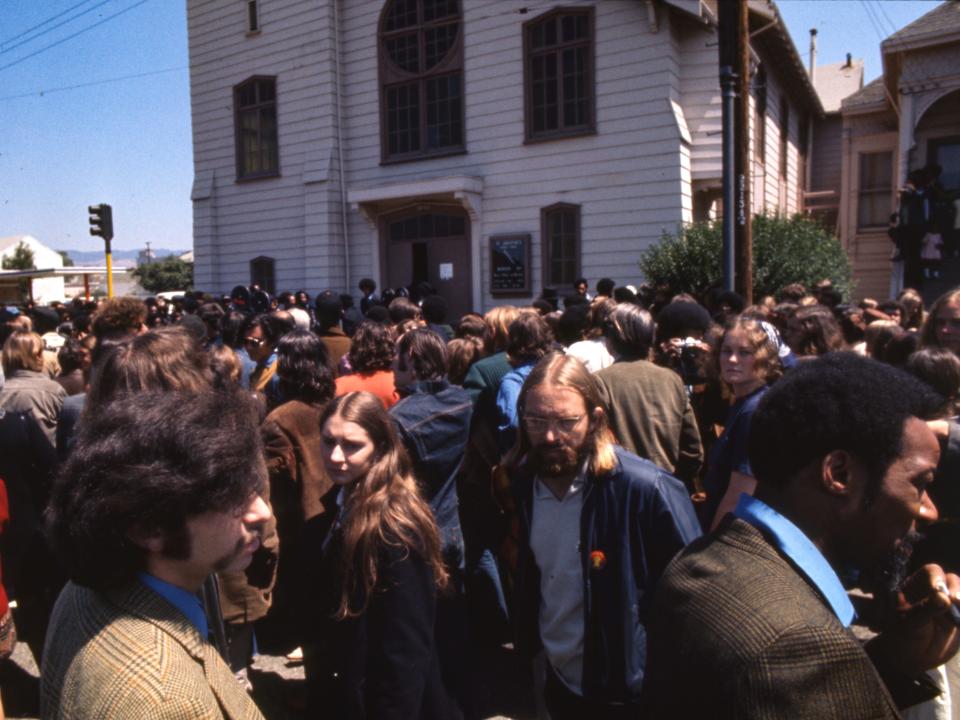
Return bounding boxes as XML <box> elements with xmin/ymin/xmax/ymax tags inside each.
<box><xmin>642</xmin><ymin>517</ymin><xmax>902</xmax><ymax>719</ymax></box>
<box><xmin>40</xmin><ymin>581</ymin><xmax>265</xmax><ymax>720</ymax></box>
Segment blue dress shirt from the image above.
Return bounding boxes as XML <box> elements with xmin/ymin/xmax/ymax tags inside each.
<box><xmin>733</xmin><ymin>494</ymin><xmax>856</xmax><ymax>626</ymax></box>
<box><xmin>138</xmin><ymin>572</ymin><xmax>208</xmax><ymax>638</ymax></box>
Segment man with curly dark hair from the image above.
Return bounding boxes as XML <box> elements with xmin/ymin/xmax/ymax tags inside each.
<box><xmin>260</xmin><ymin>331</ymin><xmax>336</xmax><ymax>651</ymax></box>
<box><xmin>91</xmin><ymin>296</ymin><xmax>147</xmax><ymax>342</ymax></box>
<box><xmin>42</xmin><ymin>390</ymin><xmax>270</xmax><ymax>719</ymax></box>
<box><xmin>334</xmin><ymin>320</ymin><xmax>398</xmax><ymax>408</ymax></box>
<box><xmin>644</xmin><ymin>353</ymin><xmax>960</xmax><ymax>719</ymax></box>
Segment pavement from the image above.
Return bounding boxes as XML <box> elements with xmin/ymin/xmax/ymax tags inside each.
<box><xmin>0</xmin><ymin>639</ymin><xmax>535</xmax><ymax>720</ymax></box>
<box><xmin>5</xmin><ymin>629</ymin><xmax>960</xmax><ymax>719</ymax></box>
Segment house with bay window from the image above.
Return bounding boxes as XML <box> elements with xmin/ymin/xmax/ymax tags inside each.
<box><xmin>188</xmin><ymin>0</ymin><xmax>819</xmax><ymax>315</ymax></box>
<box><xmin>839</xmin><ymin>0</ymin><xmax>960</xmax><ymax>301</ymax></box>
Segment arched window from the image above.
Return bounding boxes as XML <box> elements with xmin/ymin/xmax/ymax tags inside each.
<box><xmin>378</xmin><ymin>0</ymin><xmax>464</xmax><ymax>162</ymax></box>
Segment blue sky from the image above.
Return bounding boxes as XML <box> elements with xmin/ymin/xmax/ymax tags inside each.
<box><xmin>0</xmin><ymin>0</ymin><xmax>944</xmax><ymax>255</ymax></box>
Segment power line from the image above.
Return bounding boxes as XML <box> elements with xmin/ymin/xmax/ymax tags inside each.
<box><xmin>1</xmin><ymin>0</ymin><xmax>116</xmax><ymax>57</ymax></box>
<box><xmin>0</xmin><ymin>0</ymin><xmax>94</xmax><ymax>48</ymax></box>
<box><xmin>871</xmin><ymin>0</ymin><xmax>899</xmax><ymax>37</ymax></box>
<box><xmin>0</xmin><ymin>65</ymin><xmax>186</xmax><ymax>102</ymax></box>
<box><xmin>859</xmin><ymin>0</ymin><xmax>886</xmax><ymax>43</ymax></box>
<box><xmin>0</xmin><ymin>0</ymin><xmax>150</xmax><ymax>74</ymax></box>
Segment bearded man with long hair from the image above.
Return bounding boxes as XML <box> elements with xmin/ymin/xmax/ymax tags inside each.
<box><xmin>504</xmin><ymin>353</ymin><xmax>701</xmax><ymax>719</ymax></box>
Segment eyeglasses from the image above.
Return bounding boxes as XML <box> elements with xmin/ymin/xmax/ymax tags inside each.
<box><xmin>523</xmin><ymin>414</ymin><xmax>586</xmax><ymax>435</ymax></box>
<box><xmin>243</xmin><ymin>336</ymin><xmax>266</xmax><ymax>347</ymax></box>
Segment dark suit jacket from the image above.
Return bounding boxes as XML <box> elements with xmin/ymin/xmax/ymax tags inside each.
<box><xmin>642</xmin><ymin>517</ymin><xmax>901</xmax><ymax>719</ymax></box>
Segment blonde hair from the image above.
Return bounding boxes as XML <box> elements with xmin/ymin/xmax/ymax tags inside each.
<box><xmin>713</xmin><ymin>317</ymin><xmax>782</xmax><ymax>386</ymax></box>
<box><xmin>1</xmin><ymin>330</ymin><xmax>44</xmax><ymax>374</ymax></box>
<box><xmin>506</xmin><ymin>352</ymin><xmax>618</xmax><ymax>477</ymax></box>
<box><xmin>319</xmin><ymin>392</ymin><xmax>448</xmax><ymax>618</ymax></box>
<box><xmin>484</xmin><ymin>305</ymin><xmax>521</xmax><ymax>352</ymax></box>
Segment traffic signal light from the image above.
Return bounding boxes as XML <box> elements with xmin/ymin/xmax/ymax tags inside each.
<box><xmin>88</xmin><ymin>204</ymin><xmax>113</xmax><ymax>241</ymax></box>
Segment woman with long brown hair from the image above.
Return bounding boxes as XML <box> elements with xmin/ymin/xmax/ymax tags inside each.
<box><xmin>921</xmin><ymin>287</ymin><xmax>960</xmax><ymax>358</ymax></box>
<box><xmin>303</xmin><ymin>390</ymin><xmax>457</xmax><ymax>719</ymax></box>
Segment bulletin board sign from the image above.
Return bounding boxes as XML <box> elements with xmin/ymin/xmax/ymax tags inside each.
<box><xmin>490</xmin><ymin>234</ymin><xmax>531</xmax><ymax>296</ymax></box>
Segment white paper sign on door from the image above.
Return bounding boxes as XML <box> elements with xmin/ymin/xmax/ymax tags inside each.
<box><xmin>439</xmin><ymin>263</ymin><xmax>454</xmax><ymax>280</ymax></box>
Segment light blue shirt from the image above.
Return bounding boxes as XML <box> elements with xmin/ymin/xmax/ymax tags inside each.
<box><xmin>733</xmin><ymin>494</ymin><xmax>856</xmax><ymax>627</ymax></box>
<box><xmin>138</xmin><ymin>572</ymin><xmax>208</xmax><ymax>637</ymax></box>
<box><xmin>496</xmin><ymin>361</ymin><xmax>535</xmax><ymax>452</ymax></box>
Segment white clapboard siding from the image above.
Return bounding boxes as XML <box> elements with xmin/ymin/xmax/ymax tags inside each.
<box><xmin>189</xmin><ymin>0</ymin><xmax>818</xmax><ymax>307</ymax></box>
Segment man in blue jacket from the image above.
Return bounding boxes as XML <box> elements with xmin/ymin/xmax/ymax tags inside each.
<box><xmin>389</xmin><ymin>327</ymin><xmax>474</xmax><ymax>717</ymax></box>
<box><xmin>505</xmin><ymin>352</ymin><xmax>701</xmax><ymax>719</ymax></box>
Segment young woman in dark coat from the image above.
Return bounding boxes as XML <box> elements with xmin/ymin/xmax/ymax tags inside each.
<box><xmin>302</xmin><ymin>390</ymin><xmax>460</xmax><ymax>720</ymax></box>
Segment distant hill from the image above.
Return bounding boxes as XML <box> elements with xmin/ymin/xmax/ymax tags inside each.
<box><xmin>58</xmin><ymin>248</ymin><xmax>189</xmax><ymax>265</ymax></box>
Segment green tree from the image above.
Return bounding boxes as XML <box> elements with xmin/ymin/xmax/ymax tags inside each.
<box><xmin>638</xmin><ymin>213</ymin><xmax>853</xmax><ymax>301</ymax></box>
<box><xmin>2</xmin><ymin>241</ymin><xmax>36</xmax><ymax>270</ymax></box>
<box><xmin>56</xmin><ymin>250</ymin><xmax>75</xmax><ymax>267</ymax></box>
<box><xmin>133</xmin><ymin>255</ymin><xmax>194</xmax><ymax>294</ymax></box>
<box><xmin>2</xmin><ymin>241</ymin><xmax>36</xmax><ymax>301</ymax></box>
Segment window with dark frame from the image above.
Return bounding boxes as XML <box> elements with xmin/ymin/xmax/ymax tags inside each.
<box><xmin>779</xmin><ymin>96</ymin><xmax>789</xmax><ymax>179</ymax></box>
<box><xmin>250</xmin><ymin>256</ymin><xmax>276</xmax><ymax>294</ymax></box>
<box><xmin>754</xmin><ymin>67</ymin><xmax>766</xmax><ymax>165</ymax></box>
<box><xmin>378</xmin><ymin>0</ymin><xmax>464</xmax><ymax>163</ymax></box>
<box><xmin>524</xmin><ymin>7</ymin><xmax>594</xmax><ymax>142</ymax></box>
<box><xmin>541</xmin><ymin>203</ymin><xmax>581</xmax><ymax>289</ymax></box>
<box><xmin>246</xmin><ymin>0</ymin><xmax>259</xmax><ymax>33</ymax></box>
<box><xmin>857</xmin><ymin>152</ymin><xmax>893</xmax><ymax>229</ymax></box>
<box><xmin>234</xmin><ymin>76</ymin><xmax>278</xmax><ymax>180</ymax></box>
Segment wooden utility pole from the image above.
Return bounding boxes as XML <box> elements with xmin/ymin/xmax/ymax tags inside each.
<box><xmin>735</xmin><ymin>0</ymin><xmax>752</xmax><ymax>303</ymax></box>
<box><xmin>718</xmin><ymin>0</ymin><xmax>752</xmax><ymax>302</ymax></box>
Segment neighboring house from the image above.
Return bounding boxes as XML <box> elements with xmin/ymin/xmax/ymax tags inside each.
<box><xmin>188</xmin><ymin>0</ymin><xmax>819</xmax><ymax>316</ymax></box>
<box><xmin>807</xmin><ymin>54</ymin><xmax>864</xmax><ymax>234</ymax></box>
<box><xmin>839</xmin><ymin>0</ymin><xmax>960</xmax><ymax>301</ymax></box>
<box><xmin>0</xmin><ymin>235</ymin><xmax>65</xmax><ymax>304</ymax></box>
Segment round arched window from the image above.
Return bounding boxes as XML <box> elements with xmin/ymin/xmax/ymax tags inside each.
<box><xmin>379</xmin><ymin>0</ymin><xmax>464</xmax><ymax>160</ymax></box>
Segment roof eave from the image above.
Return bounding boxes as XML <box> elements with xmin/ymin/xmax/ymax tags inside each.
<box><xmin>749</xmin><ymin>1</ymin><xmax>825</xmax><ymax>118</ymax></box>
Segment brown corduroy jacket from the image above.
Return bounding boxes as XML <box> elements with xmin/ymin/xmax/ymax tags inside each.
<box><xmin>40</xmin><ymin>581</ymin><xmax>265</xmax><ymax>720</ymax></box>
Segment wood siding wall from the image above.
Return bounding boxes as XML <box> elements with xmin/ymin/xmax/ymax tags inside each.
<box><xmin>189</xmin><ymin>0</ymin><xmax>816</xmax><ymax>306</ymax></box>
<box><xmin>188</xmin><ymin>0</ymin><xmax>346</xmax><ymax>293</ymax></box>
<box><xmin>840</xmin><ymin>111</ymin><xmax>898</xmax><ymax>301</ymax></box>
<box><xmin>341</xmin><ymin>0</ymin><xmax>690</xmax><ymax>307</ymax></box>
<box><xmin>811</xmin><ymin>114</ymin><xmax>842</xmax><ymax>193</ymax></box>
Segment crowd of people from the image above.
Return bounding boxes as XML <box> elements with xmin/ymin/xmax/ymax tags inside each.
<box><xmin>1</xmin><ymin>274</ymin><xmax>960</xmax><ymax>719</ymax></box>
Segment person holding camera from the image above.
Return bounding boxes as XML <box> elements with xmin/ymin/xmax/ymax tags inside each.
<box><xmin>595</xmin><ymin>305</ymin><xmax>703</xmax><ymax>490</ymax></box>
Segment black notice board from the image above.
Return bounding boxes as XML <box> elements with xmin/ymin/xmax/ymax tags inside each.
<box><xmin>490</xmin><ymin>234</ymin><xmax>531</xmax><ymax>296</ymax></box>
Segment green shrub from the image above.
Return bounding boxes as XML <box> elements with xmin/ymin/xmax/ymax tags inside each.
<box><xmin>639</xmin><ymin>214</ymin><xmax>853</xmax><ymax>301</ymax></box>
<box><xmin>133</xmin><ymin>256</ymin><xmax>194</xmax><ymax>294</ymax></box>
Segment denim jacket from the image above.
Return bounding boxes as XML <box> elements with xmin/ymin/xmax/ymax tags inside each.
<box><xmin>512</xmin><ymin>446</ymin><xmax>701</xmax><ymax>704</ymax></box>
<box><xmin>390</xmin><ymin>380</ymin><xmax>473</xmax><ymax>571</ymax></box>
